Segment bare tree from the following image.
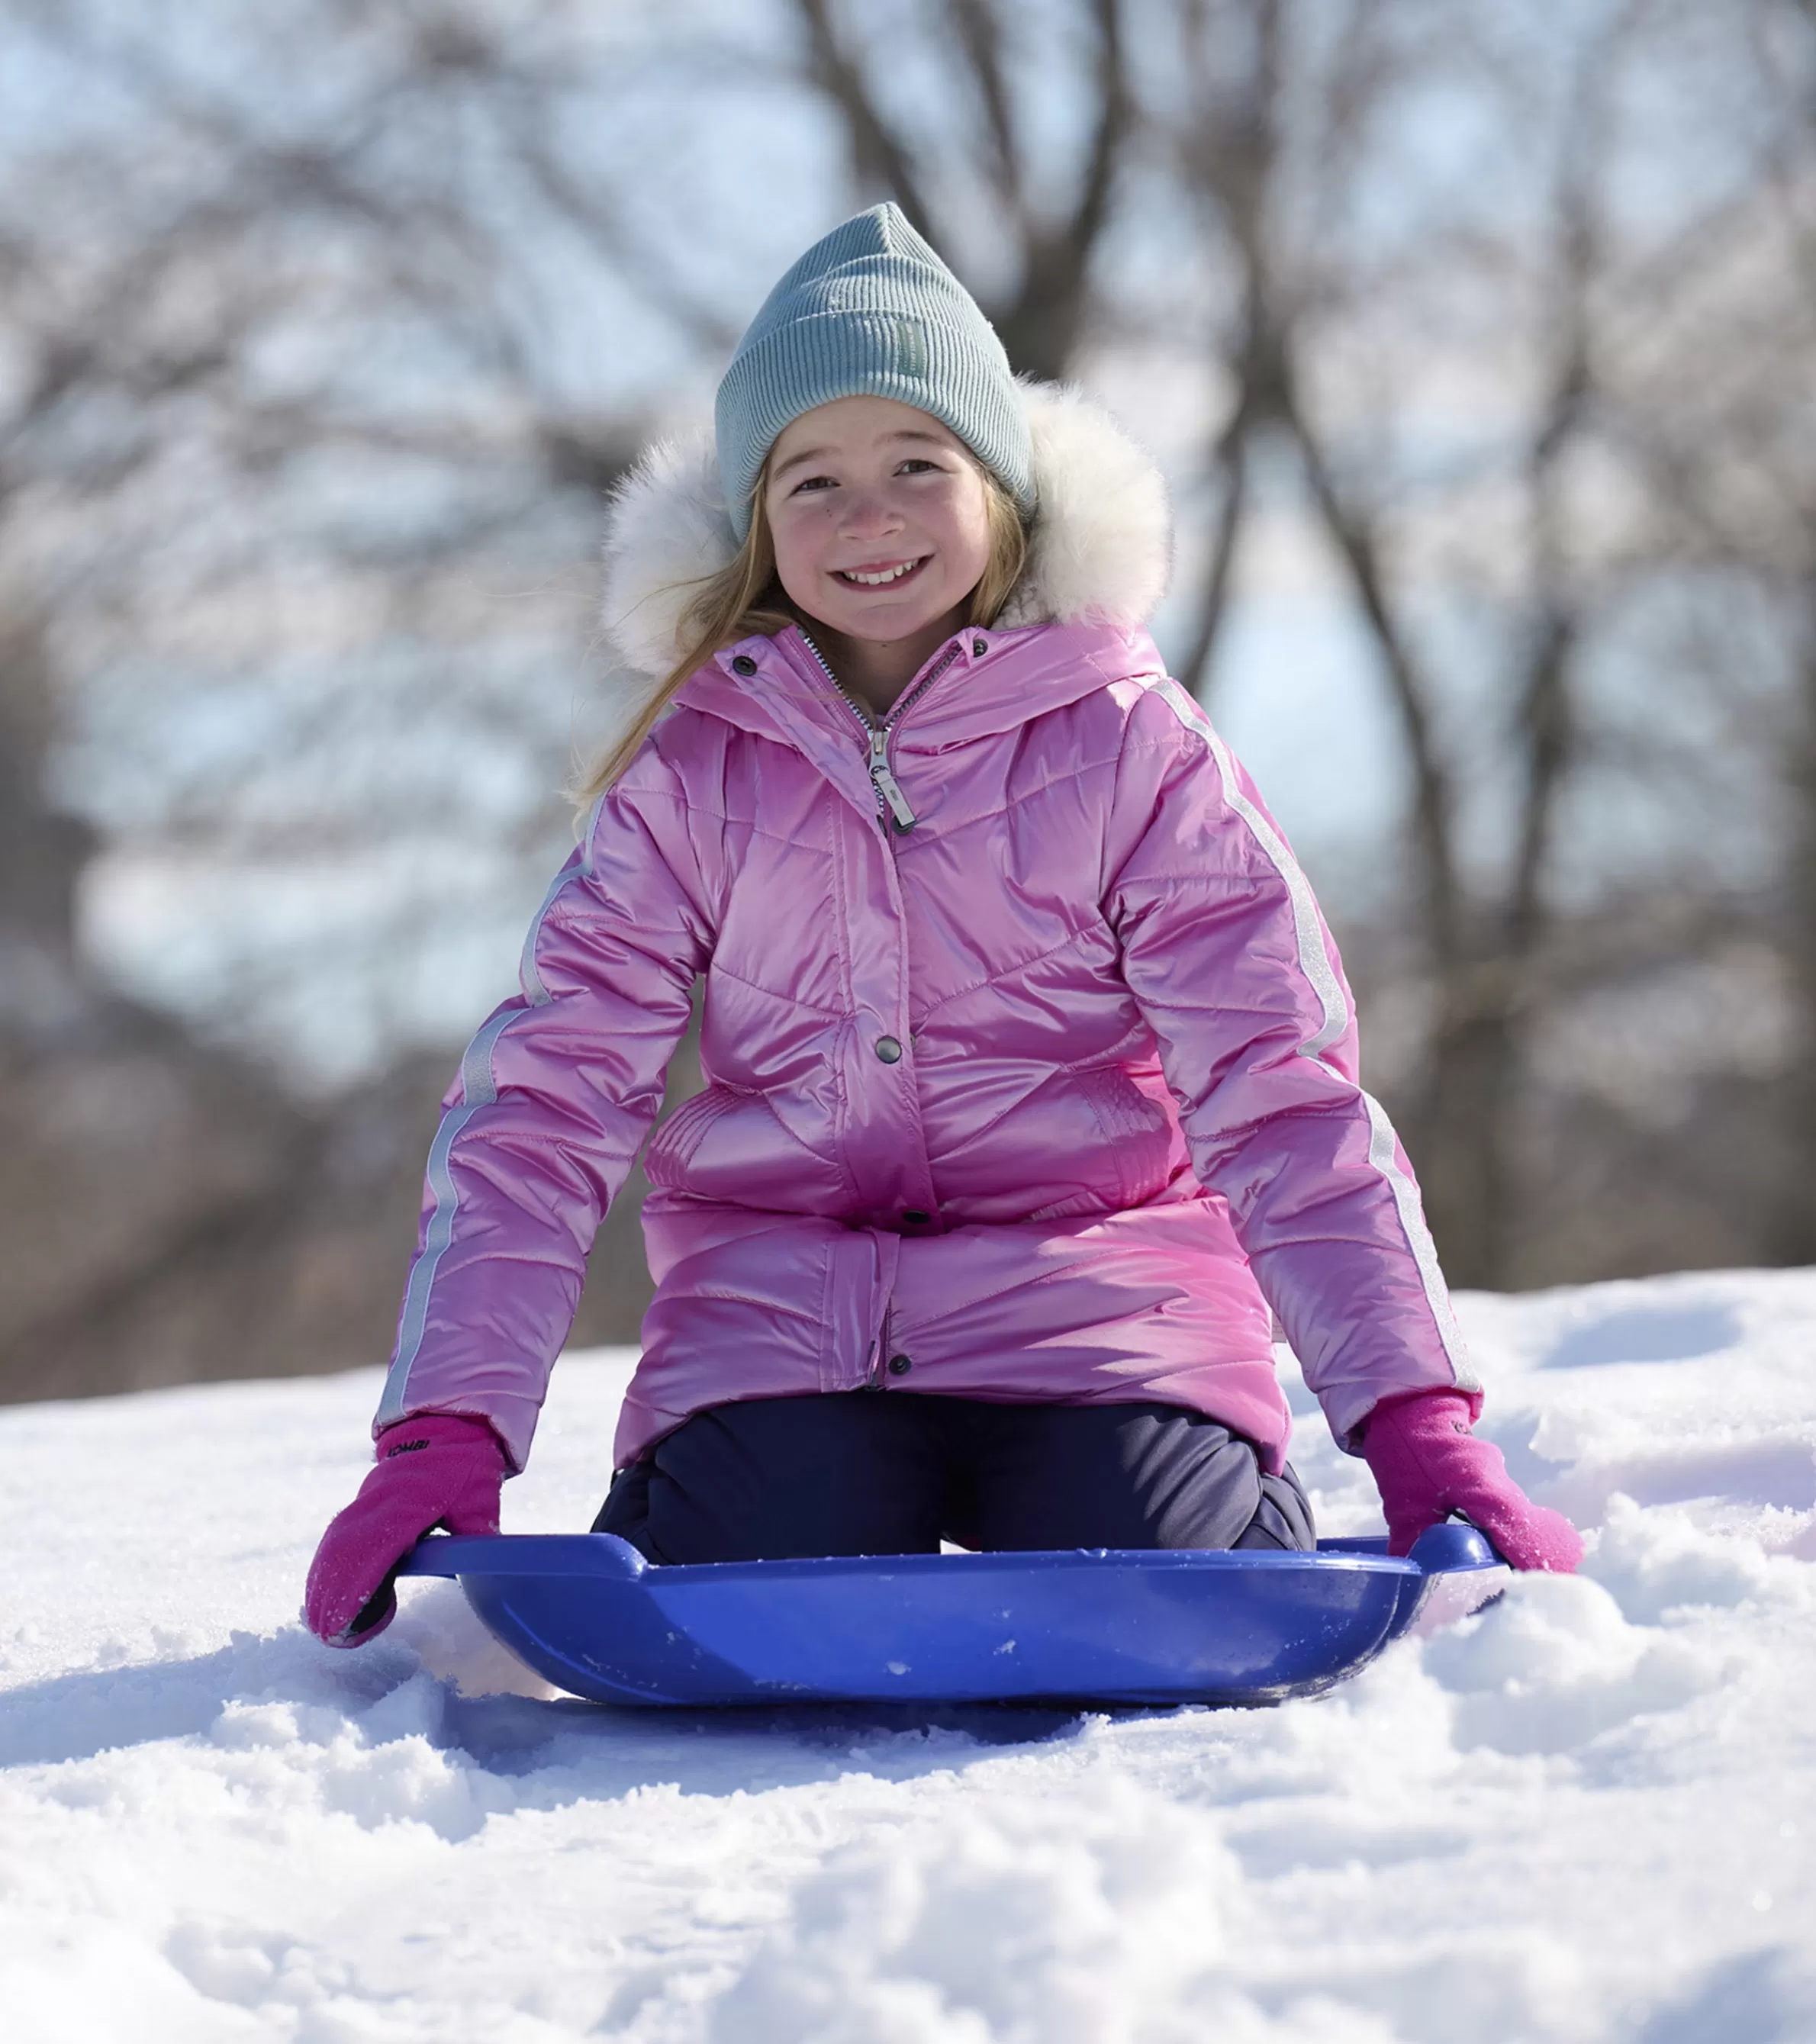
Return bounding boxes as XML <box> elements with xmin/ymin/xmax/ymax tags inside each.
<box><xmin>1156</xmin><ymin>0</ymin><xmax>1816</xmax><ymax>1288</ymax></box>
<box><xmin>5</xmin><ymin>0</ymin><xmax>1814</xmax><ymax>1408</ymax></box>
<box><xmin>0</xmin><ymin>0</ymin><xmax>1156</xmax><ymax>1398</ymax></box>
<box><xmin>790</xmin><ymin>0</ymin><xmax>1137</xmax><ymax>377</ymax></box>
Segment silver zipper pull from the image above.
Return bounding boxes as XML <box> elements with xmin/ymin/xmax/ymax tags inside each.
<box><xmin>869</xmin><ymin>726</ymin><xmax>916</xmax><ymax>832</ymax></box>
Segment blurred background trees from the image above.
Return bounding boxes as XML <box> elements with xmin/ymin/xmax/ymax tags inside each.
<box><xmin>2</xmin><ymin>0</ymin><xmax>1813</xmax><ymax>1404</ymax></box>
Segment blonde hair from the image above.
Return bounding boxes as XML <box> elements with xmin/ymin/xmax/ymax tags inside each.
<box><xmin>578</xmin><ymin>456</ymin><xmax>1030</xmax><ymax>805</ymax></box>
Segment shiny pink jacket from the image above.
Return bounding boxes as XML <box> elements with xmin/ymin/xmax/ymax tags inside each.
<box><xmin>373</xmin><ymin>610</ymin><xmax>1476</xmax><ymax>1473</ymax></box>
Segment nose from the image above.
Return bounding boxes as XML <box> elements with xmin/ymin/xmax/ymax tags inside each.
<box><xmin>836</xmin><ymin>486</ymin><xmax>903</xmax><ymax>540</ymax></box>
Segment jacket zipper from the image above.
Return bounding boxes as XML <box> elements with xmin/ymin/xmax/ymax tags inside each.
<box><xmin>866</xmin><ymin>724</ymin><xmax>918</xmax><ymax>832</ymax></box>
<box><xmin>800</xmin><ymin>633</ymin><xmax>964</xmax><ymax>835</ymax></box>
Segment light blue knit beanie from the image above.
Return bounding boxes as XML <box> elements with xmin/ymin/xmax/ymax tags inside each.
<box><xmin>716</xmin><ymin>204</ymin><xmax>1035</xmax><ymax>542</ymax></box>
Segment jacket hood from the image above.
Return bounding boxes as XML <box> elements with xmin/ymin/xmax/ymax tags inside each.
<box><xmin>597</xmin><ymin>382</ymin><xmax>1170</xmax><ymax>688</ymax></box>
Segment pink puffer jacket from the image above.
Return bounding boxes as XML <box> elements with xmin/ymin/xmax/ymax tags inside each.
<box><xmin>374</xmin><ymin>390</ymin><xmax>1476</xmax><ymax>1473</ymax></box>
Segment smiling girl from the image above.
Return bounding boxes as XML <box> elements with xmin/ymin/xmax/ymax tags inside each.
<box><xmin>306</xmin><ymin>206</ymin><xmax>1579</xmax><ymax>1646</ymax></box>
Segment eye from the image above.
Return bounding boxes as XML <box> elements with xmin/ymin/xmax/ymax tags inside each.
<box><xmin>789</xmin><ymin>473</ymin><xmax>837</xmax><ymax>494</ymax></box>
<box><xmin>897</xmin><ymin>458</ymin><xmax>941</xmax><ymax>475</ymax></box>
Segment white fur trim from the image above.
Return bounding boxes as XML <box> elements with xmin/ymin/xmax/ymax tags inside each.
<box><xmin>995</xmin><ymin>383</ymin><xmax>1170</xmax><ymax>631</ymax></box>
<box><xmin>597</xmin><ymin>383</ymin><xmax>1170</xmax><ymax>681</ymax></box>
<box><xmin>598</xmin><ymin>430</ymin><xmax>738</xmax><ymax>682</ymax></box>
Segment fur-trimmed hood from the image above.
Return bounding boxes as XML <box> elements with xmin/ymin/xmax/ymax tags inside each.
<box><xmin>597</xmin><ymin>383</ymin><xmax>1170</xmax><ymax>684</ymax></box>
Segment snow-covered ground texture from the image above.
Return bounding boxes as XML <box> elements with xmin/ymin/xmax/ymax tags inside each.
<box><xmin>5</xmin><ymin>1269</ymin><xmax>1816</xmax><ymax>2044</ymax></box>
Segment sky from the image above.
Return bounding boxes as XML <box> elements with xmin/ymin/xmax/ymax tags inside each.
<box><xmin>21</xmin><ymin>0</ymin><xmax>1785</xmax><ymax>1087</ymax></box>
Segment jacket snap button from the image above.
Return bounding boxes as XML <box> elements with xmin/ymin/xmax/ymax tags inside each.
<box><xmin>887</xmin><ymin>1354</ymin><xmax>913</xmax><ymax>1376</ymax></box>
<box><xmin>902</xmin><ymin>1209</ymin><xmax>930</xmax><ymax>1225</ymax></box>
<box><xmin>972</xmin><ymin>638</ymin><xmax>987</xmax><ymax>656</ymax></box>
<box><xmin>731</xmin><ymin>654</ymin><xmax>757</xmax><ymax>676</ymax></box>
<box><xmin>874</xmin><ymin>1035</ymin><xmax>903</xmax><ymax>1063</ymax></box>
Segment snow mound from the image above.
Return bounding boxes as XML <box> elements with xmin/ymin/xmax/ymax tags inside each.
<box><xmin>710</xmin><ymin>1780</ymin><xmax>1267</xmax><ymax>2044</ymax></box>
<box><xmin>4</xmin><ymin>1270</ymin><xmax>1816</xmax><ymax>2042</ymax></box>
<box><xmin>1422</xmin><ymin>1572</ymin><xmax>1717</xmax><ymax>1756</ymax></box>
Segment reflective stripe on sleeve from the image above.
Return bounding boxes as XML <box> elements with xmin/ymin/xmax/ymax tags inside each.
<box><xmin>375</xmin><ymin>797</ymin><xmax>607</xmax><ymax>1431</ymax></box>
<box><xmin>1138</xmin><ymin>674</ymin><xmax>1476</xmax><ymax>1389</ymax></box>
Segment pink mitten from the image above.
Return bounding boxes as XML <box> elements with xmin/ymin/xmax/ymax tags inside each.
<box><xmin>304</xmin><ymin>1413</ymin><xmax>506</xmax><ymax>1646</ymax></box>
<box><xmin>1361</xmin><ymin>1389</ymin><xmax>1583</xmax><ymax>1571</ymax></box>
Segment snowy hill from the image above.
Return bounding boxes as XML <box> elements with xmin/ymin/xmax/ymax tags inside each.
<box><xmin>4</xmin><ymin>1269</ymin><xmax>1815</xmax><ymax>2043</ymax></box>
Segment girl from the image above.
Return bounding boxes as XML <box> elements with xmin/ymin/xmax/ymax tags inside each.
<box><xmin>307</xmin><ymin>206</ymin><xmax>1579</xmax><ymax>1647</ymax></box>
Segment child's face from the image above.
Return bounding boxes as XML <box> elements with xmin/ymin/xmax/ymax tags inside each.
<box><xmin>764</xmin><ymin>396</ymin><xmax>993</xmax><ymax>647</ymax></box>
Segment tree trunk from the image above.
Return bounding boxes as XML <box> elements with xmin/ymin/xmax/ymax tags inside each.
<box><xmin>1767</xmin><ymin>616</ymin><xmax>1816</xmax><ymax>1265</ymax></box>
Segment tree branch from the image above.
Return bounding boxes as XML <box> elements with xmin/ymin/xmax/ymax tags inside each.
<box><xmin>791</xmin><ymin>0</ymin><xmax>937</xmax><ymax>232</ymax></box>
<box><xmin>944</xmin><ymin>0</ymin><xmax>1026</xmax><ymax>225</ymax></box>
<box><xmin>1176</xmin><ymin>419</ymin><xmax>1250</xmax><ymax>704</ymax></box>
<box><xmin>1288</xmin><ymin>402</ymin><xmax>1463</xmax><ymax>969</ymax></box>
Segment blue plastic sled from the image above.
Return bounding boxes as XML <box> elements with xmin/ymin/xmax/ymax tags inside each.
<box><xmin>399</xmin><ymin>1523</ymin><xmax>1505</xmax><ymax>1709</ymax></box>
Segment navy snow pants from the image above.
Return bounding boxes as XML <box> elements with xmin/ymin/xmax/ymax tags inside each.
<box><xmin>593</xmin><ymin>1392</ymin><xmax>1315</xmax><ymax>1564</ymax></box>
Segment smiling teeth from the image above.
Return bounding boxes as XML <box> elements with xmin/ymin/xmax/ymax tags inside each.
<box><xmin>840</xmin><ymin>561</ymin><xmax>920</xmax><ymax>585</ymax></box>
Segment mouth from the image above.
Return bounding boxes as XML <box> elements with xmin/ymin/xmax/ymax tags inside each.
<box><xmin>832</xmin><ymin>556</ymin><xmax>929</xmax><ymax>590</ymax></box>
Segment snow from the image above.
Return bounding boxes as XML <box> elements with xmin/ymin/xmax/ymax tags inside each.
<box><xmin>4</xmin><ymin>1268</ymin><xmax>1815</xmax><ymax>2043</ymax></box>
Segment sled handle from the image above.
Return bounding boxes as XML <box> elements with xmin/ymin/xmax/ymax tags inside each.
<box><xmin>1408</xmin><ymin>1521</ymin><xmax>1504</xmax><ymax>1571</ymax></box>
<box><xmin>398</xmin><ymin>1531</ymin><xmax>651</xmax><ymax>1580</ymax></box>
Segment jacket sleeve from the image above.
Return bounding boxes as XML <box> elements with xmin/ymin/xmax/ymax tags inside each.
<box><xmin>372</xmin><ymin>750</ymin><xmax>713</xmax><ymax>1468</ymax></box>
<box><xmin>1103</xmin><ymin>677</ymin><xmax>1479</xmax><ymax>1452</ymax></box>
